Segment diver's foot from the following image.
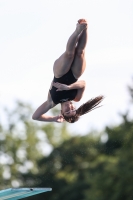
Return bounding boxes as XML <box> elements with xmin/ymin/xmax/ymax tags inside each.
<box><xmin>78</xmin><ymin>19</ymin><xmax>88</xmax><ymax>25</ymax></box>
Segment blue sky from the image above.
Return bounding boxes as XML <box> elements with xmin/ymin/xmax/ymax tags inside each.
<box><xmin>0</xmin><ymin>0</ymin><xmax>133</xmax><ymax>133</ymax></box>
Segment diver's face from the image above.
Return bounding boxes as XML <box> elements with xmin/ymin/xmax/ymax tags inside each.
<box><xmin>61</xmin><ymin>101</ymin><xmax>76</xmax><ymax>117</ymax></box>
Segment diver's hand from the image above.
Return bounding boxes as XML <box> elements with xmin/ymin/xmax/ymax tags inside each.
<box><xmin>53</xmin><ymin>82</ymin><xmax>69</xmax><ymax>91</ymax></box>
<box><xmin>53</xmin><ymin>115</ymin><xmax>65</xmax><ymax>123</ymax></box>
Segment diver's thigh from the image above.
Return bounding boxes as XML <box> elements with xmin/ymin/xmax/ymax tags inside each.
<box><xmin>71</xmin><ymin>53</ymin><xmax>86</xmax><ymax>79</ymax></box>
<box><xmin>53</xmin><ymin>52</ymin><xmax>74</xmax><ymax>78</ymax></box>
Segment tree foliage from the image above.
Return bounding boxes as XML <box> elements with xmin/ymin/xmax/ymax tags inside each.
<box><xmin>23</xmin><ymin>81</ymin><xmax>133</xmax><ymax>200</ymax></box>
<box><xmin>0</xmin><ymin>80</ymin><xmax>133</xmax><ymax>200</ymax></box>
<box><xmin>0</xmin><ymin>101</ymin><xmax>71</xmax><ymax>189</ymax></box>
<box><xmin>23</xmin><ymin>113</ymin><xmax>133</xmax><ymax>200</ymax></box>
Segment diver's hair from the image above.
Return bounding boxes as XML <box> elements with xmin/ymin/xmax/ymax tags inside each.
<box><xmin>63</xmin><ymin>95</ymin><xmax>104</xmax><ymax>123</ymax></box>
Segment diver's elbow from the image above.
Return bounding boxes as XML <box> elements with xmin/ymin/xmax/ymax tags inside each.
<box><xmin>32</xmin><ymin>114</ymin><xmax>38</xmax><ymax>120</ymax></box>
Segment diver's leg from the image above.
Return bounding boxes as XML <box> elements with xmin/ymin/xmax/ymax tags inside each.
<box><xmin>71</xmin><ymin>20</ymin><xmax>88</xmax><ymax>79</ymax></box>
<box><xmin>53</xmin><ymin>21</ymin><xmax>87</xmax><ymax>78</ymax></box>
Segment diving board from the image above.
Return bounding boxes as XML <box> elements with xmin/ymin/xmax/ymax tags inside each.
<box><xmin>0</xmin><ymin>188</ymin><xmax>52</xmax><ymax>200</ymax></box>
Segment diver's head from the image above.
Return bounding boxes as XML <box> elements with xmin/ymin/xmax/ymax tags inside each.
<box><xmin>61</xmin><ymin>101</ymin><xmax>79</xmax><ymax>123</ymax></box>
<box><xmin>60</xmin><ymin>95</ymin><xmax>104</xmax><ymax>123</ymax></box>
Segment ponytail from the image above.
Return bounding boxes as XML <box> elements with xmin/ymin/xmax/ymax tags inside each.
<box><xmin>63</xmin><ymin>95</ymin><xmax>104</xmax><ymax>123</ymax></box>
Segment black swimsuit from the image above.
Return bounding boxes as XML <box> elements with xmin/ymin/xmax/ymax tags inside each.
<box><xmin>50</xmin><ymin>69</ymin><xmax>78</xmax><ymax>104</ymax></box>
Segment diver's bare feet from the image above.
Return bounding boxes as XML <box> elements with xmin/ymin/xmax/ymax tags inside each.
<box><xmin>78</xmin><ymin>19</ymin><xmax>88</xmax><ymax>25</ymax></box>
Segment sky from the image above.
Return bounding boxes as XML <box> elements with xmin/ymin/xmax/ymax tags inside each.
<box><xmin>0</xmin><ymin>0</ymin><xmax>133</xmax><ymax>134</ymax></box>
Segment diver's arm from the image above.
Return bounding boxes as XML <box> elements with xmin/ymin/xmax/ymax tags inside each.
<box><xmin>32</xmin><ymin>93</ymin><xmax>55</xmax><ymax>122</ymax></box>
<box><xmin>68</xmin><ymin>80</ymin><xmax>86</xmax><ymax>90</ymax></box>
<box><xmin>74</xmin><ymin>86</ymin><xmax>86</xmax><ymax>102</ymax></box>
<box><xmin>32</xmin><ymin>92</ymin><xmax>64</xmax><ymax>122</ymax></box>
<box><xmin>69</xmin><ymin>80</ymin><xmax>86</xmax><ymax>102</ymax></box>
<box><xmin>53</xmin><ymin>80</ymin><xmax>86</xmax><ymax>102</ymax></box>
<box><xmin>53</xmin><ymin>80</ymin><xmax>86</xmax><ymax>91</ymax></box>
<box><xmin>32</xmin><ymin>102</ymin><xmax>54</xmax><ymax>122</ymax></box>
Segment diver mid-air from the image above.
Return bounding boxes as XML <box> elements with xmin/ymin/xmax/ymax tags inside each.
<box><xmin>32</xmin><ymin>19</ymin><xmax>104</xmax><ymax>123</ymax></box>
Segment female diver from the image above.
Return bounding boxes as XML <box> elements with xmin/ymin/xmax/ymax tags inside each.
<box><xmin>32</xmin><ymin>19</ymin><xmax>104</xmax><ymax>123</ymax></box>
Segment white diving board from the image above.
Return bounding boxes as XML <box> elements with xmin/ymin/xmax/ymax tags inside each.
<box><xmin>0</xmin><ymin>188</ymin><xmax>52</xmax><ymax>200</ymax></box>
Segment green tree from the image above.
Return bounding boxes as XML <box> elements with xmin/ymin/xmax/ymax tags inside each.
<box><xmin>83</xmin><ymin>82</ymin><xmax>133</xmax><ymax>200</ymax></box>
<box><xmin>23</xmin><ymin>113</ymin><xmax>133</xmax><ymax>200</ymax></box>
<box><xmin>84</xmin><ymin>115</ymin><xmax>133</xmax><ymax>200</ymax></box>
<box><xmin>22</xmin><ymin>132</ymin><xmax>102</xmax><ymax>200</ymax></box>
<box><xmin>0</xmin><ymin>101</ymin><xmax>46</xmax><ymax>189</ymax></box>
<box><xmin>22</xmin><ymin>80</ymin><xmax>133</xmax><ymax>200</ymax></box>
<box><xmin>0</xmin><ymin>101</ymin><xmax>72</xmax><ymax>190</ymax></box>
<box><xmin>1</xmin><ymin>80</ymin><xmax>133</xmax><ymax>200</ymax></box>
